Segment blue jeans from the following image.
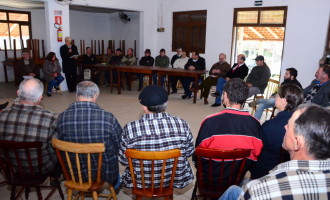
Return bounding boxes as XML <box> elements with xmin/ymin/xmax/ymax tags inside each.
<box><xmin>215</xmin><ymin>77</ymin><xmax>226</xmax><ymax>104</ymax></box>
<box><xmin>218</xmin><ymin>185</ymin><xmax>243</xmax><ymax>200</ymax></box>
<box><xmin>47</xmin><ymin>75</ymin><xmax>64</xmax><ymax>93</ymax></box>
<box><xmin>254</xmin><ymin>97</ymin><xmax>275</xmax><ymax>120</ymax></box>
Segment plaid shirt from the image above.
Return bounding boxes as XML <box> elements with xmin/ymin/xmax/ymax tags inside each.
<box><xmin>118</xmin><ymin>112</ymin><xmax>194</xmax><ymax>189</ymax></box>
<box><xmin>0</xmin><ymin>102</ymin><xmax>57</xmax><ymax>174</ymax></box>
<box><xmin>240</xmin><ymin>159</ymin><xmax>330</xmax><ymax>200</ymax></box>
<box><xmin>57</xmin><ymin>101</ymin><xmax>122</xmax><ymax>185</ymax></box>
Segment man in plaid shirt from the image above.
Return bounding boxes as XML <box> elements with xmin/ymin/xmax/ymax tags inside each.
<box><xmin>219</xmin><ymin>104</ymin><xmax>330</xmax><ymax>200</ymax></box>
<box><xmin>118</xmin><ymin>85</ymin><xmax>194</xmax><ymax>189</ymax></box>
<box><xmin>0</xmin><ymin>78</ymin><xmax>57</xmax><ymax>174</ymax></box>
<box><xmin>57</xmin><ymin>81</ymin><xmax>122</xmax><ymax>187</ymax></box>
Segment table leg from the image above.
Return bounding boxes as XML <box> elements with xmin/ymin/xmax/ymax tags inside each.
<box><xmin>110</xmin><ymin>68</ymin><xmax>113</xmax><ymax>93</ymax></box>
<box><xmin>167</xmin><ymin>75</ymin><xmax>170</xmax><ymax>95</ymax></box>
<box><xmin>148</xmin><ymin>74</ymin><xmax>152</xmax><ymax>85</ymax></box>
<box><xmin>193</xmin><ymin>75</ymin><xmax>198</xmax><ymax>104</ymax></box>
<box><xmin>3</xmin><ymin>64</ymin><xmax>8</xmax><ymax>83</ymax></box>
<box><xmin>117</xmin><ymin>71</ymin><xmax>121</xmax><ymax>94</ymax></box>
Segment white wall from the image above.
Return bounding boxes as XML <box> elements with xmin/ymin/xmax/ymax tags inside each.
<box><xmin>158</xmin><ymin>0</ymin><xmax>330</xmax><ymax>87</ymax></box>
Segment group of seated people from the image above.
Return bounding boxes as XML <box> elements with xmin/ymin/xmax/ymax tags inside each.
<box><xmin>0</xmin><ymin>70</ymin><xmax>329</xmax><ymax>199</ymax></box>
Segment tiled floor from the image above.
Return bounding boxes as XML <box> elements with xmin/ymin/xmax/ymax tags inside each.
<box><xmin>0</xmin><ymin>81</ymin><xmax>267</xmax><ymax>199</ymax></box>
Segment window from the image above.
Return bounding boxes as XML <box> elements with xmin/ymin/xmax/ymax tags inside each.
<box><xmin>0</xmin><ymin>10</ymin><xmax>31</xmax><ymax>50</ymax></box>
<box><xmin>172</xmin><ymin>10</ymin><xmax>207</xmax><ymax>53</ymax></box>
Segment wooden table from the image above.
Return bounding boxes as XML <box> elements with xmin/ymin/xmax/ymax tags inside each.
<box><xmin>156</xmin><ymin>68</ymin><xmax>206</xmax><ymax>104</ymax></box>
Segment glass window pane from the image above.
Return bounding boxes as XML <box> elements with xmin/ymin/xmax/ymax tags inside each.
<box><xmin>0</xmin><ymin>23</ymin><xmax>9</xmax><ymax>50</ymax></box>
<box><xmin>21</xmin><ymin>25</ymin><xmax>30</xmax><ymax>48</ymax></box>
<box><xmin>237</xmin><ymin>11</ymin><xmax>258</xmax><ymax>24</ymax></box>
<box><xmin>0</xmin><ymin>12</ymin><xmax>7</xmax><ymax>20</ymax></box>
<box><xmin>9</xmin><ymin>23</ymin><xmax>22</xmax><ymax>49</ymax></box>
<box><xmin>9</xmin><ymin>13</ymin><xmax>29</xmax><ymax>21</ymax></box>
<box><xmin>260</xmin><ymin>10</ymin><xmax>285</xmax><ymax>24</ymax></box>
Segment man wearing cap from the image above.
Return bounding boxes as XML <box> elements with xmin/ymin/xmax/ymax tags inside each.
<box><xmin>118</xmin><ymin>85</ymin><xmax>194</xmax><ymax>189</ymax></box>
<box><xmin>138</xmin><ymin>49</ymin><xmax>154</xmax><ymax>91</ymax></box>
<box><xmin>246</xmin><ymin>55</ymin><xmax>271</xmax><ymax>98</ymax></box>
<box><xmin>108</xmin><ymin>48</ymin><xmax>123</xmax><ymax>84</ymax></box>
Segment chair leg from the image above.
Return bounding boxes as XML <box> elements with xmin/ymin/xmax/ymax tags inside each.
<box><xmin>108</xmin><ymin>184</ymin><xmax>117</xmax><ymax>200</ymax></box>
<box><xmin>56</xmin><ymin>180</ymin><xmax>65</xmax><ymax>200</ymax></box>
<box><xmin>68</xmin><ymin>189</ymin><xmax>73</xmax><ymax>200</ymax></box>
<box><xmin>25</xmin><ymin>187</ymin><xmax>30</xmax><ymax>199</ymax></box>
<box><xmin>10</xmin><ymin>185</ymin><xmax>16</xmax><ymax>200</ymax></box>
<box><xmin>36</xmin><ymin>186</ymin><xmax>43</xmax><ymax>200</ymax></box>
<box><xmin>92</xmin><ymin>191</ymin><xmax>98</xmax><ymax>200</ymax></box>
<box><xmin>191</xmin><ymin>183</ymin><xmax>198</xmax><ymax>200</ymax></box>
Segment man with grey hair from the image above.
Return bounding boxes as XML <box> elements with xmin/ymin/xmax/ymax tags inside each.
<box><xmin>119</xmin><ymin>85</ymin><xmax>194</xmax><ymax>189</ymax></box>
<box><xmin>57</xmin><ymin>81</ymin><xmax>122</xmax><ymax>188</ymax></box>
<box><xmin>218</xmin><ymin>104</ymin><xmax>330</xmax><ymax>200</ymax></box>
<box><xmin>0</xmin><ymin>78</ymin><xmax>57</xmax><ymax>175</ymax></box>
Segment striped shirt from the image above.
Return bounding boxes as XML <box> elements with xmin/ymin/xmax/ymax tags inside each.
<box><xmin>240</xmin><ymin>159</ymin><xmax>330</xmax><ymax>200</ymax></box>
<box><xmin>118</xmin><ymin>112</ymin><xmax>194</xmax><ymax>188</ymax></box>
<box><xmin>0</xmin><ymin>102</ymin><xmax>57</xmax><ymax>174</ymax></box>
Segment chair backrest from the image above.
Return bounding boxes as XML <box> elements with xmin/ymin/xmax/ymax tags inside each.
<box><xmin>263</xmin><ymin>79</ymin><xmax>280</xmax><ymax>99</ymax></box>
<box><xmin>194</xmin><ymin>147</ymin><xmax>251</xmax><ymax>198</ymax></box>
<box><xmin>125</xmin><ymin>149</ymin><xmax>181</xmax><ymax>194</ymax></box>
<box><xmin>52</xmin><ymin>138</ymin><xmax>105</xmax><ymax>187</ymax></box>
<box><xmin>0</xmin><ymin>140</ymin><xmax>43</xmax><ymax>182</ymax></box>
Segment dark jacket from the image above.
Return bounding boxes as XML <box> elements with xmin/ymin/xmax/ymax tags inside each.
<box><xmin>60</xmin><ymin>44</ymin><xmax>79</xmax><ymax>74</ymax></box>
<box><xmin>246</xmin><ymin>64</ymin><xmax>271</xmax><ymax>93</ymax></box>
<box><xmin>303</xmin><ymin>79</ymin><xmax>330</xmax><ymax>107</ymax></box>
<box><xmin>82</xmin><ymin>54</ymin><xmax>97</xmax><ymax>65</ymax></box>
<box><xmin>16</xmin><ymin>59</ymin><xmax>40</xmax><ymax>81</ymax></box>
<box><xmin>109</xmin><ymin>55</ymin><xmax>123</xmax><ymax>66</ymax></box>
<box><xmin>281</xmin><ymin>78</ymin><xmax>302</xmax><ymax>90</ymax></box>
<box><xmin>209</xmin><ymin>62</ymin><xmax>231</xmax><ymax>77</ymax></box>
<box><xmin>184</xmin><ymin>57</ymin><xmax>206</xmax><ymax>70</ymax></box>
<box><xmin>226</xmin><ymin>63</ymin><xmax>249</xmax><ymax>80</ymax></box>
<box><xmin>43</xmin><ymin>59</ymin><xmax>62</xmax><ymax>82</ymax></box>
<box><xmin>139</xmin><ymin>56</ymin><xmax>154</xmax><ymax>66</ymax></box>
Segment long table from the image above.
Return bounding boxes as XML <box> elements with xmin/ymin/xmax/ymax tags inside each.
<box><xmin>82</xmin><ymin>64</ymin><xmax>206</xmax><ymax>104</ymax></box>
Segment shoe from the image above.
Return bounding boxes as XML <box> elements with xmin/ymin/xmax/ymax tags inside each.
<box><xmin>211</xmin><ymin>92</ymin><xmax>220</xmax><ymax>97</ymax></box>
<box><xmin>138</xmin><ymin>87</ymin><xmax>142</xmax><ymax>91</ymax></box>
<box><xmin>248</xmin><ymin>101</ymin><xmax>258</xmax><ymax>107</ymax></box>
<box><xmin>211</xmin><ymin>103</ymin><xmax>221</xmax><ymax>107</ymax></box>
<box><xmin>187</xmin><ymin>95</ymin><xmax>192</xmax><ymax>99</ymax></box>
<box><xmin>0</xmin><ymin>101</ymin><xmax>9</xmax><ymax>110</ymax></box>
<box><xmin>171</xmin><ymin>90</ymin><xmax>177</xmax><ymax>94</ymax></box>
<box><xmin>54</xmin><ymin>86</ymin><xmax>60</xmax><ymax>91</ymax></box>
<box><xmin>46</xmin><ymin>92</ymin><xmax>52</xmax><ymax>97</ymax></box>
<box><xmin>181</xmin><ymin>95</ymin><xmax>188</xmax><ymax>99</ymax></box>
<box><xmin>204</xmin><ymin>99</ymin><xmax>209</xmax><ymax>105</ymax></box>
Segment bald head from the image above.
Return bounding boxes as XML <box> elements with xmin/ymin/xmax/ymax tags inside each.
<box><xmin>219</xmin><ymin>53</ymin><xmax>227</xmax><ymax>64</ymax></box>
<box><xmin>17</xmin><ymin>78</ymin><xmax>44</xmax><ymax>104</ymax></box>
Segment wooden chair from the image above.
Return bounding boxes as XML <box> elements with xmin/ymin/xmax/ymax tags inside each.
<box><xmin>52</xmin><ymin>139</ymin><xmax>117</xmax><ymax>200</ymax></box>
<box><xmin>191</xmin><ymin>147</ymin><xmax>251</xmax><ymax>200</ymax></box>
<box><xmin>0</xmin><ymin>140</ymin><xmax>64</xmax><ymax>200</ymax></box>
<box><xmin>250</xmin><ymin>79</ymin><xmax>280</xmax><ymax>117</ymax></box>
<box><xmin>125</xmin><ymin>149</ymin><xmax>181</xmax><ymax>200</ymax></box>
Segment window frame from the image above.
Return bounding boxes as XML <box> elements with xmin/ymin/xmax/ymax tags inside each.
<box><xmin>0</xmin><ymin>9</ymin><xmax>32</xmax><ymax>50</ymax></box>
<box><xmin>172</xmin><ymin>10</ymin><xmax>207</xmax><ymax>53</ymax></box>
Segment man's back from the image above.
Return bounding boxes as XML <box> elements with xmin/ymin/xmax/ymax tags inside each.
<box><xmin>0</xmin><ymin>102</ymin><xmax>57</xmax><ymax>173</ymax></box>
<box><xmin>57</xmin><ymin>101</ymin><xmax>122</xmax><ymax>184</ymax></box>
<box><xmin>118</xmin><ymin>112</ymin><xmax>194</xmax><ymax>189</ymax></box>
<box><xmin>241</xmin><ymin>159</ymin><xmax>330</xmax><ymax>200</ymax></box>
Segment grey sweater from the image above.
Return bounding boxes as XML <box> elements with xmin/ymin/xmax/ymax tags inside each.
<box><xmin>246</xmin><ymin>64</ymin><xmax>271</xmax><ymax>93</ymax></box>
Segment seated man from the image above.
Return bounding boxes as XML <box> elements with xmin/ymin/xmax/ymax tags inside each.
<box><xmin>246</xmin><ymin>55</ymin><xmax>271</xmax><ymax>98</ymax></box>
<box><xmin>198</xmin><ymin>53</ymin><xmax>230</xmax><ymax>105</ymax></box>
<box><xmin>170</xmin><ymin>48</ymin><xmax>183</xmax><ymax>94</ymax></box>
<box><xmin>171</xmin><ymin>51</ymin><xmax>189</xmax><ymax>93</ymax></box>
<box><xmin>153</xmin><ymin>48</ymin><xmax>170</xmax><ymax>86</ymax></box>
<box><xmin>138</xmin><ymin>49</ymin><xmax>154</xmax><ymax>91</ymax></box>
<box><xmin>181</xmin><ymin>51</ymin><xmax>206</xmax><ymax>99</ymax></box>
<box><xmin>83</xmin><ymin>47</ymin><xmax>98</xmax><ymax>84</ymax></box>
<box><xmin>119</xmin><ymin>85</ymin><xmax>194</xmax><ymax>189</ymax></box>
<box><xmin>57</xmin><ymin>81</ymin><xmax>122</xmax><ymax>187</ymax></box>
<box><xmin>121</xmin><ymin>48</ymin><xmax>137</xmax><ymax>90</ymax></box>
<box><xmin>107</xmin><ymin>48</ymin><xmax>123</xmax><ymax>84</ymax></box>
<box><xmin>304</xmin><ymin>64</ymin><xmax>330</xmax><ymax>107</ymax></box>
<box><xmin>211</xmin><ymin>54</ymin><xmax>248</xmax><ymax>107</ymax></box>
<box><xmin>219</xmin><ymin>104</ymin><xmax>330</xmax><ymax>199</ymax></box>
<box><xmin>16</xmin><ymin>48</ymin><xmax>40</xmax><ymax>82</ymax></box>
<box><xmin>250</xmin><ymin>67</ymin><xmax>302</xmax><ymax>119</ymax></box>
<box><xmin>0</xmin><ymin>78</ymin><xmax>57</xmax><ymax>175</ymax></box>
<box><xmin>196</xmin><ymin>78</ymin><xmax>263</xmax><ymax>175</ymax></box>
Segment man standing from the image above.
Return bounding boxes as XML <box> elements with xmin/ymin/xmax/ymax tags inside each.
<box><xmin>16</xmin><ymin>48</ymin><xmax>40</xmax><ymax>82</ymax></box>
<box><xmin>196</xmin><ymin>78</ymin><xmax>262</xmax><ymax>166</ymax></box>
<box><xmin>251</xmin><ymin>67</ymin><xmax>302</xmax><ymax>119</ymax></box>
<box><xmin>138</xmin><ymin>49</ymin><xmax>154</xmax><ymax>91</ymax></box>
<box><xmin>60</xmin><ymin>36</ymin><xmax>79</xmax><ymax>92</ymax></box>
<box><xmin>119</xmin><ymin>85</ymin><xmax>194</xmax><ymax>189</ymax></box>
<box><xmin>57</xmin><ymin>81</ymin><xmax>122</xmax><ymax>187</ymax></box>
<box><xmin>0</xmin><ymin>78</ymin><xmax>57</xmax><ymax>174</ymax></box>
<box><xmin>181</xmin><ymin>51</ymin><xmax>206</xmax><ymax>99</ymax></box>
<box><xmin>170</xmin><ymin>48</ymin><xmax>183</xmax><ymax>94</ymax></box>
<box><xmin>153</xmin><ymin>49</ymin><xmax>170</xmax><ymax>85</ymax></box>
<box><xmin>210</xmin><ymin>54</ymin><xmax>248</xmax><ymax>107</ymax></box>
<box><xmin>246</xmin><ymin>55</ymin><xmax>271</xmax><ymax>98</ymax></box>
<box><xmin>198</xmin><ymin>53</ymin><xmax>230</xmax><ymax>105</ymax></box>
<box><xmin>304</xmin><ymin>64</ymin><xmax>330</xmax><ymax>107</ymax></box>
<box><xmin>219</xmin><ymin>104</ymin><xmax>330</xmax><ymax>200</ymax></box>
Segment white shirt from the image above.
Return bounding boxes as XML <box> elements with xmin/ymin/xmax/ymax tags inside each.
<box><xmin>173</xmin><ymin>57</ymin><xmax>189</xmax><ymax>69</ymax></box>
